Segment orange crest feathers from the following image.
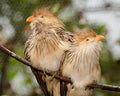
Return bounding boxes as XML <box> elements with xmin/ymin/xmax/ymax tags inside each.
<box><xmin>74</xmin><ymin>29</ymin><xmax>96</xmax><ymax>40</ymax></box>
<box><xmin>32</xmin><ymin>7</ymin><xmax>55</xmax><ymax>17</ymax></box>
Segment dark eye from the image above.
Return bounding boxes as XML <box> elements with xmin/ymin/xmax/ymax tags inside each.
<box><xmin>86</xmin><ymin>39</ymin><xmax>89</xmax><ymax>41</ymax></box>
<box><xmin>41</xmin><ymin>15</ymin><xmax>44</xmax><ymax>18</ymax></box>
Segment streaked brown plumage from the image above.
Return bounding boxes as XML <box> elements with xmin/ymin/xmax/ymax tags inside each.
<box><xmin>24</xmin><ymin>8</ymin><xmax>104</xmax><ymax>96</ymax></box>
<box><xmin>24</xmin><ymin>8</ymin><xmax>74</xmax><ymax>96</ymax></box>
<box><xmin>61</xmin><ymin>30</ymin><xmax>104</xmax><ymax>96</ymax></box>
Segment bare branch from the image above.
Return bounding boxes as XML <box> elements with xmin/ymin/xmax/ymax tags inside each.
<box><xmin>0</xmin><ymin>45</ymin><xmax>71</xmax><ymax>83</ymax></box>
<box><xmin>88</xmin><ymin>84</ymin><xmax>120</xmax><ymax>92</ymax></box>
<box><xmin>0</xmin><ymin>44</ymin><xmax>120</xmax><ymax>92</ymax></box>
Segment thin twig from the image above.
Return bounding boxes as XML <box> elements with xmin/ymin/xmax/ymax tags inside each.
<box><xmin>88</xmin><ymin>84</ymin><xmax>120</xmax><ymax>92</ymax></box>
<box><xmin>0</xmin><ymin>45</ymin><xmax>120</xmax><ymax>92</ymax></box>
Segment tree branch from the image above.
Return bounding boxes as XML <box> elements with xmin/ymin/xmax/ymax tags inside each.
<box><xmin>0</xmin><ymin>44</ymin><xmax>71</xmax><ymax>83</ymax></box>
<box><xmin>0</xmin><ymin>44</ymin><xmax>120</xmax><ymax>92</ymax></box>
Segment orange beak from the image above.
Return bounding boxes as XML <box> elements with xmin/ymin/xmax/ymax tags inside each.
<box><xmin>97</xmin><ymin>35</ymin><xmax>105</xmax><ymax>41</ymax></box>
<box><xmin>26</xmin><ymin>16</ymin><xmax>34</xmax><ymax>22</ymax></box>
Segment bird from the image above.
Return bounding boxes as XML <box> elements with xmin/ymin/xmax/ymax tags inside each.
<box><xmin>61</xmin><ymin>29</ymin><xmax>104</xmax><ymax>96</ymax></box>
<box><xmin>24</xmin><ymin>8</ymin><xmax>74</xmax><ymax>96</ymax></box>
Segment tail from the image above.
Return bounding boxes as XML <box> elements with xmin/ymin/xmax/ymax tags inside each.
<box><xmin>45</xmin><ymin>76</ymin><xmax>67</xmax><ymax>96</ymax></box>
<box><xmin>31</xmin><ymin>68</ymin><xmax>51</xmax><ymax>96</ymax></box>
<box><xmin>31</xmin><ymin>68</ymin><xmax>68</xmax><ymax>96</ymax></box>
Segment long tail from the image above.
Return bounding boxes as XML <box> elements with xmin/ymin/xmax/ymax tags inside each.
<box><xmin>31</xmin><ymin>68</ymin><xmax>51</xmax><ymax>96</ymax></box>
<box><xmin>31</xmin><ymin>67</ymin><xmax>69</xmax><ymax>96</ymax></box>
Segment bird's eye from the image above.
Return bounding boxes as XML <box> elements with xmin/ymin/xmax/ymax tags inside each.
<box><xmin>86</xmin><ymin>38</ymin><xmax>94</xmax><ymax>42</ymax></box>
<box><xmin>86</xmin><ymin>39</ymin><xmax>89</xmax><ymax>41</ymax></box>
<box><xmin>41</xmin><ymin>15</ymin><xmax>44</xmax><ymax>18</ymax></box>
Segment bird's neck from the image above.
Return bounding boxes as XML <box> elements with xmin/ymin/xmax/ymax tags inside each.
<box><xmin>29</xmin><ymin>24</ymin><xmax>66</xmax><ymax>53</ymax></box>
<box><xmin>70</xmin><ymin>45</ymin><xmax>100</xmax><ymax>67</ymax></box>
<box><xmin>31</xmin><ymin>23</ymin><xmax>64</xmax><ymax>36</ymax></box>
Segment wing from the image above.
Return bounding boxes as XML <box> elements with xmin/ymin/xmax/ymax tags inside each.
<box><xmin>56</xmin><ymin>27</ymin><xmax>75</xmax><ymax>43</ymax></box>
<box><xmin>24</xmin><ymin>38</ymin><xmax>51</xmax><ymax>96</ymax></box>
<box><xmin>56</xmin><ymin>28</ymin><xmax>75</xmax><ymax>96</ymax></box>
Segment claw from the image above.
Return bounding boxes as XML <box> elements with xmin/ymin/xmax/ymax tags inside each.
<box><xmin>51</xmin><ymin>71</ymin><xmax>60</xmax><ymax>80</ymax></box>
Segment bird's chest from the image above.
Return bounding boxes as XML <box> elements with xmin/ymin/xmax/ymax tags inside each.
<box><xmin>29</xmin><ymin>41</ymin><xmax>64</xmax><ymax>71</ymax></box>
<box><xmin>62</xmin><ymin>50</ymin><xmax>98</xmax><ymax>79</ymax></box>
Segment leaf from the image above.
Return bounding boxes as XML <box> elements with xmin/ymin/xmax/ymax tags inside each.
<box><xmin>51</xmin><ymin>3</ymin><xmax>60</xmax><ymax>13</ymax></box>
<box><xmin>24</xmin><ymin>77</ymin><xmax>32</xmax><ymax>85</ymax></box>
<box><xmin>117</xmin><ymin>39</ymin><xmax>120</xmax><ymax>45</ymax></box>
<box><xmin>97</xmin><ymin>25</ymin><xmax>105</xmax><ymax>34</ymax></box>
<box><xmin>7</xmin><ymin>69</ymin><xmax>18</xmax><ymax>80</ymax></box>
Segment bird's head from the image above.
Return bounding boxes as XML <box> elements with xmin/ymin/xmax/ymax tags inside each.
<box><xmin>75</xmin><ymin>32</ymin><xmax>104</xmax><ymax>44</ymax></box>
<box><xmin>26</xmin><ymin>8</ymin><xmax>64</xmax><ymax>28</ymax></box>
<box><xmin>74</xmin><ymin>30</ymin><xmax>105</xmax><ymax>52</ymax></box>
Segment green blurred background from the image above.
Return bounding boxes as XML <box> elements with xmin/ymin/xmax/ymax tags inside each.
<box><xmin>0</xmin><ymin>0</ymin><xmax>120</xmax><ymax>96</ymax></box>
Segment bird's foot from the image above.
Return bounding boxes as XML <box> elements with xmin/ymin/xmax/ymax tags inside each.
<box><xmin>51</xmin><ymin>71</ymin><xmax>60</xmax><ymax>80</ymax></box>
